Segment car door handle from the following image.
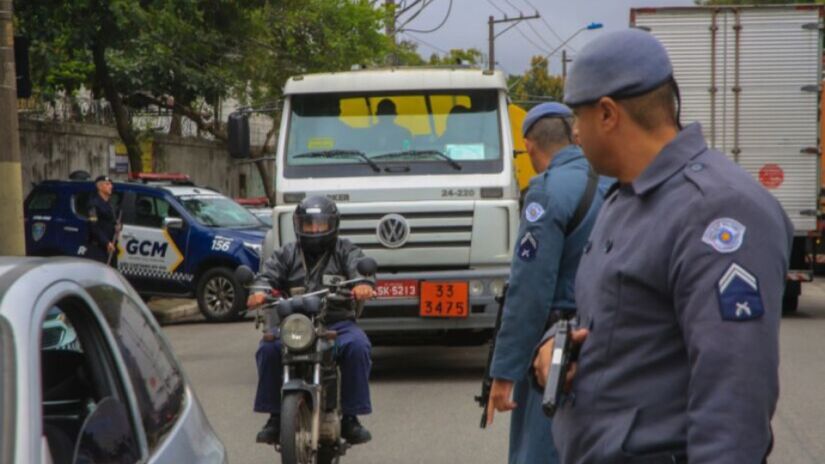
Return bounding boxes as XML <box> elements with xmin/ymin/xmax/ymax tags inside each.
<box><xmin>63</xmin><ymin>226</ymin><xmax>79</xmax><ymax>232</ymax></box>
<box><xmin>121</xmin><ymin>233</ymin><xmax>135</xmax><ymax>240</ymax></box>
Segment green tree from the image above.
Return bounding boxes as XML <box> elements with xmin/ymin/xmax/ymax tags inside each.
<box><xmin>428</xmin><ymin>48</ymin><xmax>483</xmax><ymax>66</ymax></box>
<box><xmin>508</xmin><ymin>56</ymin><xmax>564</xmax><ymax>110</ymax></box>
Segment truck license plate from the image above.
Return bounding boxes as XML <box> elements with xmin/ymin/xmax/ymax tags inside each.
<box><xmin>420</xmin><ymin>281</ymin><xmax>469</xmax><ymax>318</ymax></box>
<box><xmin>375</xmin><ymin>280</ymin><xmax>418</xmax><ymax>299</ymax></box>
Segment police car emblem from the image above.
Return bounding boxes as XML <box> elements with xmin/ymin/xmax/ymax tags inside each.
<box><xmin>702</xmin><ymin>218</ymin><xmax>745</xmax><ymax>254</ymax></box>
<box><xmin>524</xmin><ymin>202</ymin><xmax>545</xmax><ymax>223</ymax></box>
<box><xmin>518</xmin><ymin>232</ymin><xmax>538</xmax><ymax>261</ymax></box>
<box><xmin>31</xmin><ymin>222</ymin><xmax>46</xmax><ymax>242</ymax></box>
<box><xmin>717</xmin><ymin>262</ymin><xmax>763</xmax><ymax>321</ymax></box>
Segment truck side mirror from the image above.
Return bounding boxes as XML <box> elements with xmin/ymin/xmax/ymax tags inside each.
<box><xmin>228</xmin><ymin>112</ymin><xmax>251</xmax><ymax>159</ymax></box>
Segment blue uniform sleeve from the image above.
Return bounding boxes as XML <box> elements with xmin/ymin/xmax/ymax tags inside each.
<box><xmin>490</xmin><ymin>182</ymin><xmax>567</xmax><ymax>381</ymax></box>
<box><xmin>669</xmin><ymin>190</ymin><xmax>791</xmax><ymax>463</ymax></box>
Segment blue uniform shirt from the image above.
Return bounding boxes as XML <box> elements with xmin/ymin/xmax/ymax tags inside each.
<box><xmin>548</xmin><ymin>124</ymin><xmax>793</xmax><ymax>463</ymax></box>
<box><xmin>491</xmin><ymin>145</ymin><xmax>609</xmax><ymax>381</ymax></box>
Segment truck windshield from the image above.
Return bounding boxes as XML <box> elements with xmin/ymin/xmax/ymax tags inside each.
<box><xmin>284</xmin><ymin>89</ymin><xmax>503</xmax><ymax>178</ymax></box>
<box><xmin>178</xmin><ymin>195</ymin><xmax>262</xmax><ymax>228</ymax></box>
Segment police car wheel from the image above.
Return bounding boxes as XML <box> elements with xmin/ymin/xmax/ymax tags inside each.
<box><xmin>197</xmin><ymin>267</ymin><xmax>244</xmax><ymax>322</ymax></box>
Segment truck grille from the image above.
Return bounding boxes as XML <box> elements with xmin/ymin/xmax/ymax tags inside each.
<box><xmin>340</xmin><ymin>210</ymin><xmax>473</xmax><ymax>250</ymax></box>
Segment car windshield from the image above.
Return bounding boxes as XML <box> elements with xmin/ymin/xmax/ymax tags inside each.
<box><xmin>178</xmin><ymin>195</ymin><xmax>262</xmax><ymax>228</ymax></box>
<box><xmin>284</xmin><ymin>89</ymin><xmax>503</xmax><ymax>178</ymax></box>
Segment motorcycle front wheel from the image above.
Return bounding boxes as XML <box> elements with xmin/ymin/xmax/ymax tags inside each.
<box><xmin>281</xmin><ymin>393</ymin><xmax>315</xmax><ymax>464</ymax></box>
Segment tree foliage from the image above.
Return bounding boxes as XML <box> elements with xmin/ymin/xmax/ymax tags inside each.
<box><xmin>508</xmin><ymin>56</ymin><xmax>564</xmax><ymax>110</ymax></box>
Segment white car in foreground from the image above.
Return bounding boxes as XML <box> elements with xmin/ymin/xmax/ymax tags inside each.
<box><xmin>0</xmin><ymin>257</ymin><xmax>226</xmax><ymax>464</ymax></box>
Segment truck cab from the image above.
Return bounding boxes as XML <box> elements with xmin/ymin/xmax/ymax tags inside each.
<box><xmin>255</xmin><ymin>67</ymin><xmax>519</xmax><ymax>342</ymax></box>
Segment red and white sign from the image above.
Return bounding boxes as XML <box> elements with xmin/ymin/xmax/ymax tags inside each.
<box><xmin>759</xmin><ymin>164</ymin><xmax>784</xmax><ymax>189</ymax></box>
<box><xmin>375</xmin><ymin>280</ymin><xmax>418</xmax><ymax>299</ymax></box>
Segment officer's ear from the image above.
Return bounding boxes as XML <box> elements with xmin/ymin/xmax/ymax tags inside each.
<box><xmin>596</xmin><ymin>97</ymin><xmax>620</xmax><ymax>133</ymax></box>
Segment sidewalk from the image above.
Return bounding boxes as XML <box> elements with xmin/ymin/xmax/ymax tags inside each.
<box><xmin>147</xmin><ymin>298</ymin><xmax>201</xmax><ymax>324</ymax></box>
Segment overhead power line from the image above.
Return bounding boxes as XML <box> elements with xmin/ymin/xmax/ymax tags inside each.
<box><xmin>402</xmin><ymin>0</ymin><xmax>453</xmax><ymax>34</ymax></box>
<box><xmin>520</xmin><ymin>0</ymin><xmax>576</xmax><ymax>52</ymax></box>
<box><xmin>402</xmin><ymin>31</ymin><xmax>450</xmax><ymax>55</ymax></box>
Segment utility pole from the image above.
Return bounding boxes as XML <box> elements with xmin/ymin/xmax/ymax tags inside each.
<box><xmin>0</xmin><ymin>0</ymin><xmax>24</xmax><ymax>256</ymax></box>
<box><xmin>562</xmin><ymin>49</ymin><xmax>572</xmax><ymax>81</ymax></box>
<box><xmin>386</xmin><ymin>0</ymin><xmax>397</xmax><ymax>65</ymax></box>
<box><xmin>487</xmin><ymin>12</ymin><xmax>541</xmax><ymax>72</ymax></box>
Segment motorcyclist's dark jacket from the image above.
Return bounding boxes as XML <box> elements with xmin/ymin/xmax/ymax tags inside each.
<box><xmin>254</xmin><ymin>238</ymin><xmax>374</xmax><ymax>324</ymax></box>
<box><xmin>88</xmin><ymin>194</ymin><xmax>117</xmax><ymax>249</ymax></box>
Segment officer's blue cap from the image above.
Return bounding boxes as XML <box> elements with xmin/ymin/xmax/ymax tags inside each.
<box><xmin>522</xmin><ymin>102</ymin><xmax>573</xmax><ymax>137</ymax></box>
<box><xmin>564</xmin><ymin>28</ymin><xmax>673</xmax><ymax>107</ymax></box>
<box><xmin>94</xmin><ymin>175</ymin><xmax>111</xmax><ymax>183</ymax></box>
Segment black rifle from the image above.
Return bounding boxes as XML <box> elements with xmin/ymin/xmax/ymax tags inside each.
<box><xmin>541</xmin><ymin>318</ymin><xmax>579</xmax><ymax>417</ymax></box>
<box><xmin>475</xmin><ymin>283</ymin><xmax>508</xmax><ymax>429</ymax></box>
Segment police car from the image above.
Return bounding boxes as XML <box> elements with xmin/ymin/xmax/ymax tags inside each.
<box><xmin>24</xmin><ymin>173</ymin><xmax>268</xmax><ymax>322</ymax></box>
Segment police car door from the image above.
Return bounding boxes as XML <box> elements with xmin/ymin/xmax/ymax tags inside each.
<box><xmin>119</xmin><ymin>192</ymin><xmax>190</xmax><ymax>295</ymax></box>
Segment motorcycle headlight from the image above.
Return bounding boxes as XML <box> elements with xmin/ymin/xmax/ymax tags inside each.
<box><xmin>281</xmin><ymin>314</ymin><xmax>315</xmax><ymax>352</ymax></box>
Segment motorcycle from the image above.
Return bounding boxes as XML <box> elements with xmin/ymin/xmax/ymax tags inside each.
<box><xmin>236</xmin><ymin>257</ymin><xmax>378</xmax><ymax>464</ymax></box>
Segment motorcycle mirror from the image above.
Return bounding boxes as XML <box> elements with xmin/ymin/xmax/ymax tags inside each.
<box><xmin>303</xmin><ymin>295</ymin><xmax>322</xmax><ymax>316</ymax></box>
<box><xmin>235</xmin><ymin>265</ymin><xmax>256</xmax><ymax>286</ymax></box>
<box><xmin>356</xmin><ymin>257</ymin><xmax>378</xmax><ymax>277</ymax></box>
<box><xmin>277</xmin><ymin>300</ymin><xmax>294</xmax><ymax>319</ymax></box>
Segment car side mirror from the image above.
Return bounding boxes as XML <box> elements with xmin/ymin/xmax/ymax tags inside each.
<box><xmin>235</xmin><ymin>265</ymin><xmax>256</xmax><ymax>286</ymax></box>
<box><xmin>163</xmin><ymin>217</ymin><xmax>184</xmax><ymax>230</ymax></box>
<box><xmin>356</xmin><ymin>257</ymin><xmax>378</xmax><ymax>277</ymax></box>
<box><xmin>228</xmin><ymin>112</ymin><xmax>251</xmax><ymax>159</ymax></box>
<box><xmin>72</xmin><ymin>397</ymin><xmax>140</xmax><ymax>464</ymax></box>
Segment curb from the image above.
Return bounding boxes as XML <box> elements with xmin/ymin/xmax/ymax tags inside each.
<box><xmin>148</xmin><ymin>299</ymin><xmax>201</xmax><ymax>324</ymax></box>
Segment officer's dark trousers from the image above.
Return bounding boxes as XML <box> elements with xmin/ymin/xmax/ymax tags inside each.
<box><xmin>85</xmin><ymin>244</ymin><xmax>118</xmax><ymax>268</ymax></box>
<box><xmin>254</xmin><ymin>320</ymin><xmax>372</xmax><ymax>416</ymax></box>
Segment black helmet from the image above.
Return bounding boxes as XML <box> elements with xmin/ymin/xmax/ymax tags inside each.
<box><xmin>293</xmin><ymin>196</ymin><xmax>340</xmax><ymax>255</ymax></box>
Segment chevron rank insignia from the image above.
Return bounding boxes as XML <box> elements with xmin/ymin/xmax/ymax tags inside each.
<box><xmin>717</xmin><ymin>263</ymin><xmax>763</xmax><ymax>321</ymax></box>
<box><xmin>517</xmin><ymin>232</ymin><xmax>538</xmax><ymax>262</ymax></box>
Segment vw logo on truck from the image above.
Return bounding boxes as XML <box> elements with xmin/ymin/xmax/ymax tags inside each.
<box><xmin>376</xmin><ymin>214</ymin><xmax>410</xmax><ymax>249</ymax></box>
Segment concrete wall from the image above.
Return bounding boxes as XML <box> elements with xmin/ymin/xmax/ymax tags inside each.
<box><xmin>18</xmin><ymin>119</ymin><xmax>271</xmax><ymax>199</ymax></box>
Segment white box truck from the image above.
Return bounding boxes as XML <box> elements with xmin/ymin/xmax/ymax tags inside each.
<box><xmin>261</xmin><ymin>68</ymin><xmax>520</xmax><ymax>342</ymax></box>
<box><xmin>632</xmin><ymin>5</ymin><xmax>822</xmax><ymax>313</ymax></box>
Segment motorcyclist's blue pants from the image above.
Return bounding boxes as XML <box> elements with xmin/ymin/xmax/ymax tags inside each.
<box><xmin>254</xmin><ymin>320</ymin><xmax>372</xmax><ymax>416</ymax></box>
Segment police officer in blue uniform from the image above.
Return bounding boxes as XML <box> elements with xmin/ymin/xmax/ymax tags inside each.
<box><xmin>85</xmin><ymin>175</ymin><xmax>119</xmax><ymax>267</ymax></box>
<box><xmin>532</xmin><ymin>29</ymin><xmax>793</xmax><ymax>463</ymax></box>
<box><xmin>486</xmin><ymin>102</ymin><xmax>610</xmax><ymax>464</ymax></box>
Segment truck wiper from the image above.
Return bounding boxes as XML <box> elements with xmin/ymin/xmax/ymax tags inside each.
<box><xmin>294</xmin><ymin>149</ymin><xmax>381</xmax><ymax>173</ymax></box>
<box><xmin>373</xmin><ymin>150</ymin><xmax>462</xmax><ymax>171</ymax></box>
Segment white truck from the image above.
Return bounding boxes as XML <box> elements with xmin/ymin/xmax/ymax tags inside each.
<box><xmin>631</xmin><ymin>5</ymin><xmax>823</xmax><ymax>313</ymax></box>
<box><xmin>255</xmin><ymin>68</ymin><xmax>520</xmax><ymax>342</ymax></box>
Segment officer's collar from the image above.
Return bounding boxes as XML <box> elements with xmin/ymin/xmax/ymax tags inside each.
<box><xmin>548</xmin><ymin>145</ymin><xmax>584</xmax><ymax>170</ymax></box>
<box><xmin>631</xmin><ymin>123</ymin><xmax>707</xmax><ymax>197</ymax></box>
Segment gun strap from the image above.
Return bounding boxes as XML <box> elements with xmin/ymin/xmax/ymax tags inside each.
<box><xmin>564</xmin><ymin>166</ymin><xmax>599</xmax><ymax>236</ymax></box>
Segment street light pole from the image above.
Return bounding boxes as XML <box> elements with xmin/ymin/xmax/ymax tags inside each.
<box><xmin>0</xmin><ymin>0</ymin><xmax>25</xmax><ymax>256</ymax></box>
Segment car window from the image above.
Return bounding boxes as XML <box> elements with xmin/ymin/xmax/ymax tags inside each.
<box><xmin>130</xmin><ymin>195</ymin><xmax>176</xmax><ymax>229</ymax></box>
<box><xmin>42</xmin><ymin>306</ymin><xmax>82</xmax><ymax>352</ymax></box>
<box><xmin>86</xmin><ymin>285</ymin><xmax>185</xmax><ymax>451</ymax></box>
<box><xmin>72</xmin><ymin>192</ymin><xmax>123</xmax><ymax>219</ymax></box>
<box><xmin>27</xmin><ymin>191</ymin><xmax>58</xmax><ymax>212</ymax></box>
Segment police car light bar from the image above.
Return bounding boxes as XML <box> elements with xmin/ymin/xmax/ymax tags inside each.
<box><xmin>129</xmin><ymin>172</ymin><xmax>191</xmax><ymax>182</ymax></box>
<box><xmin>235</xmin><ymin>196</ymin><xmax>270</xmax><ymax>207</ymax></box>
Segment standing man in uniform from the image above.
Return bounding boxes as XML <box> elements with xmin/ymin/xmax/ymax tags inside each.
<box><xmin>85</xmin><ymin>175</ymin><xmax>119</xmax><ymax>267</ymax></box>
<box><xmin>532</xmin><ymin>29</ymin><xmax>792</xmax><ymax>463</ymax></box>
<box><xmin>485</xmin><ymin>102</ymin><xmax>609</xmax><ymax>464</ymax></box>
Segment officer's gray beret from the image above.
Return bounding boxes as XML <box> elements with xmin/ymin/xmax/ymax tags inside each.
<box><xmin>564</xmin><ymin>28</ymin><xmax>673</xmax><ymax>107</ymax></box>
<box><xmin>522</xmin><ymin>102</ymin><xmax>573</xmax><ymax>137</ymax></box>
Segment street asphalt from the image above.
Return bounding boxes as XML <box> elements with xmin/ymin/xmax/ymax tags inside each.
<box><xmin>154</xmin><ymin>280</ymin><xmax>825</xmax><ymax>463</ymax></box>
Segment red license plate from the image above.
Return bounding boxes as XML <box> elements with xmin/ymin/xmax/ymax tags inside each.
<box><xmin>375</xmin><ymin>280</ymin><xmax>418</xmax><ymax>299</ymax></box>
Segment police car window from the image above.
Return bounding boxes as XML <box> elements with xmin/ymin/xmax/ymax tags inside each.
<box><xmin>27</xmin><ymin>191</ymin><xmax>58</xmax><ymax>212</ymax></box>
<box><xmin>73</xmin><ymin>192</ymin><xmax>123</xmax><ymax>219</ymax></box>
<box><xmin>179</xmin><ymin>195</ymin><xmax>261</xmax><ymax>228</ymax></box>
<box><xmin>133</xmin><ymin>195</ymin><xmax>173</xmax><ymax>228</ymax></box>
<box><xmin>85</xmin><ymin>285</ymin><xmax>185</xmax><ymax>452</ymax></box>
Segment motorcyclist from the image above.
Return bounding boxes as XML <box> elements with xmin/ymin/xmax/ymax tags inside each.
<box><xmin>248</xmin><ymin>196</ymin><xmax>376</xmax><ymax>445</ymax></box>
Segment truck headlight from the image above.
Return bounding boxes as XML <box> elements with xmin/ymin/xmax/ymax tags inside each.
<box><xmin>243</xmin><ymin>241</ymin><xmax>262</xmax><ymax>256</ymax></box>
<box><xmin>469</xmin><ymin>280</ymin><xmax>485</xmax><ymax>297</ymax></box>
<box><xmin>490</xmin><ymin>280</ymin><xmax>506</xmax><ymax>297</ymax></box>
<box><xmin>281</xmin><ymin>314</ymin><xmax>315</xmax><ymax>352</ymax></box>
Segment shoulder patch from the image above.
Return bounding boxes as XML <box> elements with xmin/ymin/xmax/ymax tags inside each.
<box><xmin>524</xmin><ymin>202</ymin><xmax>545</xmax><ymax>223</ymax></box>
<box><xmin>717</xmin><ymin>263</ymin><xmax>763</xmax><ymax>321</ymax></box>
<box><xmin>517</xmin><ymin>232</ymin><xmax>538</xmax><ymax>261</ymax></box>
<box><xmin>702</xmin><ymin>218</ymin><xmax>745</xmax><ymax>254</ymax></box>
